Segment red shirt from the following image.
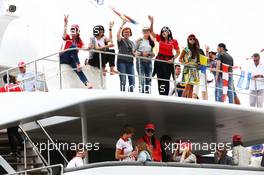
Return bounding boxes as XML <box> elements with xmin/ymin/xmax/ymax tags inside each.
<box><xmin>63</xmin><ymin>34</ymin><xmax>84</xmax><ymax>50</ymax></box>
<box><xmin>156</xmin><ymin>34</ymin><xmax>179</xmax><ymax>56</ymax></box>
<box><xmin>138</xmin><ymin>135</ymin><xmax>162</xmax><ymax>162</ymax></box>
<box><xmin>0</xmin><ymin>84</ymin><xmax>23</xmax><ymax>92</ymax></box>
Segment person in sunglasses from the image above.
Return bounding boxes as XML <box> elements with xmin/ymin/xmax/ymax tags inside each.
<box><xmin>60</xmin><ymin>15</ymin><xmax>92</xmax><ymax>89</ymax></box>
<box><xmin>179</xmin><ymin>34</ymin><xmax>201</xmax><ymax>98</ymax></box>
<box><xmin>87</xmin><ymin>22</ymin><xmax>118</xmax><ymax>75</ymax></box>
<box><xmin>138</xmin><ymin>123</ymin><xmax>162</xmax><ymax>162</ymax></box>
<box><xmin>148</xmin><ymin>15</ymin><xmax>180</xmax><ymax>95</ymax></box>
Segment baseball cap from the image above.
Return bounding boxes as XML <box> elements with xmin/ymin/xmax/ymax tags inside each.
<box><xmin>218</xmin><ymin>43</ymin><xmax>228</xmax><ymax>51</ymax></box>
<box><xmin>142</xmin><ymin>26</ymin><xmax>150</xmax><ymax>31</ymax></box>
<box><xmin>232</xmin><ymin>134</ymin><xmax>242</xmax><ymax>142</ymax></box>
<box><xmin>18</xmin><ymin>61</ymin><xmax>25</xmax><ymax>68</ymax></box>
<box><xmin>144</xmin><ymin>123</ymin><xmax>155</xmax><ymax>131</ymax></box>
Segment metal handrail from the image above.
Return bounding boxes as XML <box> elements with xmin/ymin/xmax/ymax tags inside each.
<box><xmin>35</xmin><ymin>120</ymin><xmax>69</xmax><ymax>164</ymax></box>
<box><xmin>18</xmin><ymin>126</ymin><xmax>50</xmax><ymax>169</ymax></box>
<box><xmin>0</xmin><ymin>48</ymin><xmax>263</xmax><ymax>102</ymax></box>
<box><xmin>0</xmin><ymin>47</ymin><xmax>262</xmax><ymax>79</ymax></box>
<box><xmin>7</xmin><ymin>164</ymin><xmax>64</xmax><ymax>175</ymax></box>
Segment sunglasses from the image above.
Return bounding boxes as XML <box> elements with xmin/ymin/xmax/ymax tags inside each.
<box><xmin>146</xmin><ymin>129</ymin><xmax>155</xmax><ymax>133</ymax></box>
<box><xmin>70</xmin><ymin>28</ymin><xmax>79</xmax><ymax>34</ymax></box>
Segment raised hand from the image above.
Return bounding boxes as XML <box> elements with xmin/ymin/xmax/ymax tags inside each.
<box><xmin>64</xmin><ymin>14</ymin><xmax>69</xmax><ymax>25</ymax></box>
<box><xmin>148</xmin><ymin>15</ymin><xmax>154</xmax><ymax>23</ymax></box>
<box><xmin>205</xmin><ymin>44</ymin><xmax>210</xmax><ymax>52</ymax></box>
<box><xmin>109</xmin><ymin>21</ymin><xmax>114</xmax><ymax>29</ymax></box>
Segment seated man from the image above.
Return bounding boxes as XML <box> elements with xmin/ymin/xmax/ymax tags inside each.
<box><xmin>66</xmin><ymin>145</ymin><xmax>87</xmax><ymax>168</ymax></box>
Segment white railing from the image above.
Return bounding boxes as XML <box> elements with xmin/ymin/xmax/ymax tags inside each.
<box><xmin>7</xmin><ymin>163</ymin><xmax>64</xmax><ymax>175</ymax></box>
<box><xmin>0</xmin><ymin>48</ymin><xmax>263</xmax><ymax>109</ymax></box>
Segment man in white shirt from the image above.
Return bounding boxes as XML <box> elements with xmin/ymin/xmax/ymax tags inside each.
<box><xmin>249</xmin><ymin>53</ymin><xmax>264</xmax><ymax>108</ymax></box>
<box><xmin>169</xmin><ymin>65</ymin><xmax>184</xmax><ymax>97</ymax></box>
<box><xmin>17</xmin><ymin>61</ymin><xmax>35</xmax><ymax>92</ymax></box>
<box><xmin>232</xmin><ymin>134</ymin><xmax>251</xmax><ymax>166</ymax></box>
<box><xmin>66</xmin><ymin>147</ymin><xmax>87</xmax><ymax>168</ymax></box>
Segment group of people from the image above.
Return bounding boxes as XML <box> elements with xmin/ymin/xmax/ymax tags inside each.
<box><xmin>66</xmin><ymin>124</ymin><xmax>264</xmax><ymax>168</ymax></box>
<box><xmin>59</xmin><ymin>15</ymin><xmax>264</xmax><ymax>107</ymax></box>
<box><xmin>1</xmin><ymin>15</ymin><xmax>263</xmax><ymax>107</ymax></box>
<box><xmin>115</xmin><ymin>124</ymin><xmax>196</xmax><ymax>163</ymax></box>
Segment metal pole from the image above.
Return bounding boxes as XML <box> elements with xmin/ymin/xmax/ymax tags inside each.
<box><xmin>99</xmin><ymin>52</ymin><xmax>104</xmax><ymax>89</ymax></box>
<box><xmin>255</xmin><ymin>78</ymin><xmax>258</xmax><ymax>108</ymax></box>
<box><xmin>34</xmin><ymin>61</ymin><xmax>37</xmax><ymax>91</ymax></box>
<box><xmin>231</xmin><ymin>73</ymin><xmax>235</xmax><ymax>104</ymax></box>
<box><xmin>6</xmin><ymin>70</ymin><xmax>10</xmax><ymax>92</ymax></box>
<box><xmin>35</xmin><ymin>121</ymin><xmax>68</xmax><ymax>164</ymax></box>
<box><xmin>24</xmin><ymin>139</ymin><xmax>27</xmax><ymax>172</ymax></box>
<box><xmin>59</xmin><ymin>59</ymin><xmax>62</xmax><ymax>90</ymax></box>
<box><xmin>81</xmin><ymin>116</ymin><xmax>88</xmax><ymax>164</ymax></box>
<box><xmin>173</xmin><ymin>62</ymin><xmax>177</xmax><ymax>97</ymax></box>
<box><xmin>138</xmin><ymin>57</ymin><xmax>142</xmax><ymax>93</ymax></box>
<box><xmin>18</xmin><ymin>126</ymin><xmax>49</xmax><ymax>167</ymax></box>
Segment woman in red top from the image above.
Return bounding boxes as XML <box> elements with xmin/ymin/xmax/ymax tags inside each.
<box><xmin>60</xmin><ymin>15</ymin><xmax>92</xmax><ymax>88</ymax></box>
<box><xmin>0</xmin><ymin>74</ymin><xmax>23</xmax><ymax>92</ymax></box>
<box><xmin>138</xmin><ymin>123</ymin><xmax>162</xmax><ymax>162</ymax></box>
<box><xmin>148</xmin><ymin>16</ymin><xmax>180</xmax><ymax>95</ymax></box>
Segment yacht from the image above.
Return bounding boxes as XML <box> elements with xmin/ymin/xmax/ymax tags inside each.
<box><xmin>0</xmin><ymin>0</ymin><xmax>264</xmax><ymax>174</ymax></box>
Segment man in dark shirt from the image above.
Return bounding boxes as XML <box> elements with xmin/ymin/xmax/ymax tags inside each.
<box><xmin>216</xmin><ymin>43</ymin><xmax>235</xmax><ymax>103</ymax></box>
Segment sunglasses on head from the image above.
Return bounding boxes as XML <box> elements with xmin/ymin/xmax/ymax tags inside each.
<box><xmin>146</xmin><ymin>129</ymin><xmax>155</xmax><ymax>133</ymax></box>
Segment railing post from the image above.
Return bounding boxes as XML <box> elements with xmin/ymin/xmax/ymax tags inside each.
<box><xmin>6</xmin><ymin>70</ymin><xmax>10</xmax><ymax>92</ymax></box>
<box><xmin>173</xmin><ymin>62</ymin><xmax>177</xmax><ymax>96</ymax></box>
<box><xmin>59</xmin><ymin>58</ymin><xmax>62</xmax><ymax>90</ymax></box>
<box><xmin>35</xmin><ymin>121</ymin><xmax>69</xmax><ymax>164</ymax></box>
<box><xmin>24</xmin><ymin>139</ymin><xmax>27</xmax><ymax>173</ymax></box>
<box><xmin>18</xmin><ymin>126</ymin><xmax>50</xmax><ymax>168</ymax></box>
<box><xmin>34</xmin><ymin>61</ymin><xmax>38</xmax><ymax>91</ymax></box>
<box><xmin>255</xmin><ymin>77</ymin><xmax>258</xmax><ymax>108</ymax></box>
<box><xmin>138</xmin><ymin>57</ymin><xmax>142</xmax><ymax>93</ymax></box>
<box><xmin>99</xmin><ymin>52</ymin><xmax>104</xmax><ymax>89</ymax></box>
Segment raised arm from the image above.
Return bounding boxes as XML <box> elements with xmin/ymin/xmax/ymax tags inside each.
<box><xmin>117</xmin><ymin>20</ymin><xmax>126</xmax><ymax>41</ymax></box>
<box><xmin>148</xmin><ymin>15</ymin><xmax>156</xmax><ymax>38</ymax></box>
<box><xmin>178</xmin><ymin>49</ymin><xmax>186</xmax><ymax>63</ymax></box>
<box><xmin>205</xmin><ymin>45</ymin><xmax>210</xmax><ymax>57</ymax></box>
<box><xmin>216</xmin><ymin>59</ymin><xmax>221</xmax><ymax>81</ymax></box>
<box><xmin>63</xmin><ymin>14</ymin><xmax>69</xmax><ymax>39</ymax></box>
<box><xmin>108</xmin><ymin>21</ymin><xmax>114</xmax><ymax>43</ymax></box>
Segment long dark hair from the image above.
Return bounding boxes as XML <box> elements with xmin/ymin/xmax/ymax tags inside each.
<box><xmin>187</xmin><ymin>35</ymin><xmax>200</xmax><ymax>63</ymax></box>
<box><xmin>143</xmin><ymin>134</ymin><xmax>157</xmax><ymax>149</ymax></box>
<box><xmin>148</xmin><ymin>36</ymin><xmax>155</xmax><ymax>49</ymax></box>
<box><xmin>75</xmin><ymin>34</ymin><xmax>81</xmax><ymax>44</ymax></box>
<box><xmin>160</xmin><ymin>26</ymin><xmax>173</xmax><ymax>41</ymax></box>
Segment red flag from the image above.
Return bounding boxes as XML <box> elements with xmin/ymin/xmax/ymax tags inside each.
<box><xmin>222</xmin><ymin>63</ymin><xmax>229</xmax><ymax>102</ymax></box>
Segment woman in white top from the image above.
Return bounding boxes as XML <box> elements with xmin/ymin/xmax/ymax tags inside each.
<box><xmin>135</xmin><ymin>27</ymin><xmax>155</xmax><ymax>94</ymax></box>
<box><xmin>87</xmin><ymin>22</ymin><xmax>118</xmax><ymax>75</ymax></box>
<box><xmin>115</xmin><ymin>126</ymin><xmax>137</xmax><ymax>161</ymax></box>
